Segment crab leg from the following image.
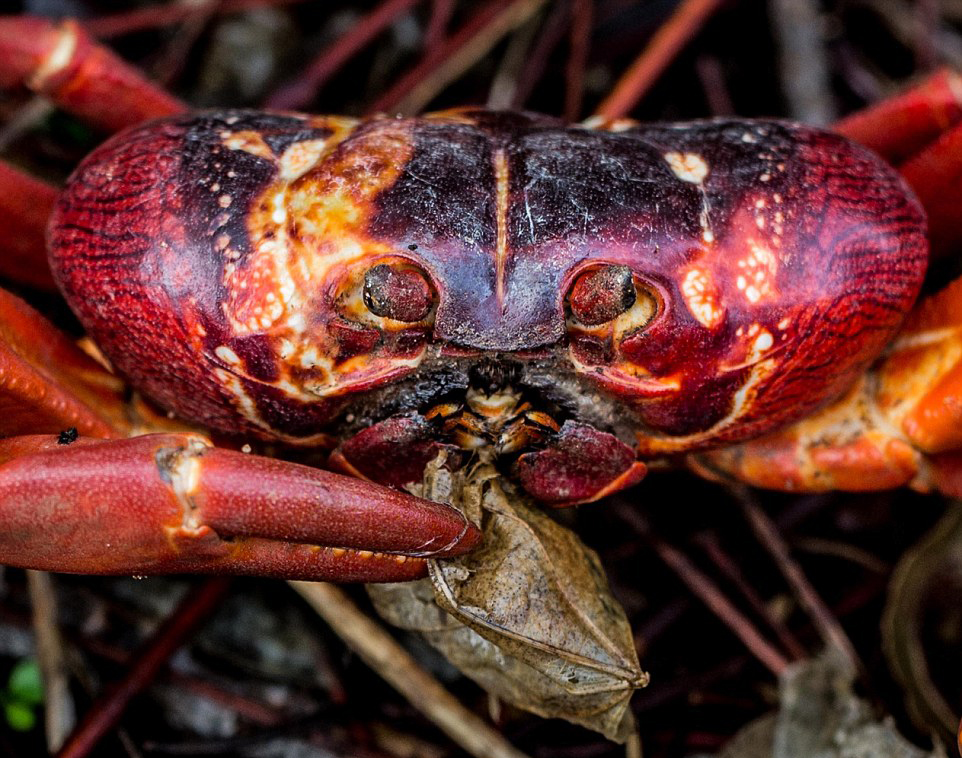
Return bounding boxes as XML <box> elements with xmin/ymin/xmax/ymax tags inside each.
<box><xmin>699</xmin><ymin>274</ymin><xmax>962</xmax><ymax>499</ymax></box>
<box><xmin>0</xmin><ymin>291</ymin><xmax>481</xmax><ymax>581</ymax></box>
<box><xmin>0</xmin><ymin>17</ymin><xmax>187</xmax><ymax>287</ymax></box>
<box><xmin>0</xmin><ymin>17</ymin><xmax>184</xmax><ymax>134</ymax></box>
<box><xmin>0</xmin><ymin>433</ymin><xmax>480</xmax><ymax>582</ymax></box>
<box><xmin>0</xmin><ymin>163</ymin><xmax>58</xmax><ymax>290</ymax></box>
<box><xmin>0</xmin><ymin>288</ymin><xmax>126</xmax><ymax>438</ymax></box>
<box><xmin>834</xmin><ymin>68</ymin><xmax>962</xmax><ymax>163</ymax></box>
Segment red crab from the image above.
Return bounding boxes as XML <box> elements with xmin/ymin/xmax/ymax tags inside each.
<box><xmin>0</xmin><ymin>16</ymin><xmax>960</xmax><ymax>593</ymax></box>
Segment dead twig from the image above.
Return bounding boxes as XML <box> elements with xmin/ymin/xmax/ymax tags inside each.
<box><xmin>26</xmin><ymin>570</ymin><xmax>75</xmax><ymax>753</ymax></box>
<box><xmin>595</xmin><ymin>0</ymin><xmax>726</xmax><ymax>119</ymax></box>
<box><xmin>565</xmin><ymin>0</ymin><xmax>593</xmax><ymax>121</ymax></box>
<box><xmin>768</xmin><ymin>0</ymin><xmax>836</xmax><ymax>125</ymax></box>
<box><xmin>487</xmin><ymin>12</ymin><xmax>544</xmax><ymax>109</ymax></box>
<box><xmin>735</xmin><ymin>488</ymin><xmax>862</xmax><ymax>671</ymax></box>
<box><xmin>425</xmin><ymin>0</ymin><xmax>456</xmax><ymax>49</ymax></box>
<box><xmin>264</xmin><ymin>0</ymin><xmax>424</xmax><ymax>110</ymax></box>
<box><xmin>694</xmin><ymin>55</ymin><xmax>734</xmax><ymax>115</ymax></box>
<box><xmin>82</xmin><ymin>0</ymin><xmax>312</xmax><ymax>38</ymax></box>
<box><xmin>289</xmin><ymin>581</ymin><xmax>532</xmax><ymax>758</ymax></box>
<box><xmin>694</xmin><ymin>533</ymin><xmax>807</xmax><ymax>660</ymax></box>
<box><xmin>509</xmin><ymin>0</ymin><xmax>572</xmax><ymax>109</ymax></box>
<box><xmin>368</xmin><ymin>0</ymin><xmax>549</xmax><ymax>116</ymax></box>
<box><xmin>617</xmin><ymin>506</ymin><xmax>791</xmax><ymax>677</ymax></box>
<box><xmin>55</xmin><ymin>578</ymin><xmax>232</xmax><ymax>758</ymax></box>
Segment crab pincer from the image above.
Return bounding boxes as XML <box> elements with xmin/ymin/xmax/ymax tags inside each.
<box><xmin>0</xmin><ymin>433</ymin><xmax>480</xmax><ymax>582</ymax></box>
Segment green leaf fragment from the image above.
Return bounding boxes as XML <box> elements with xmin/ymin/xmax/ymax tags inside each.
<box><xmin>5</xmin><ymin>701</ymin><xmax>36</xmax><ymax>732</ymax></box>
<box><xmin>8</xmin><ymin>659</ymin><xmax>44</xmax><ymax>705</ymax></box>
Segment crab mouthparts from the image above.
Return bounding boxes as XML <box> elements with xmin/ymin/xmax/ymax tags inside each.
<box><xmin>330</xmin><ymin>367</ymin><xmax>647</xmax><ymax>507</ymax></box>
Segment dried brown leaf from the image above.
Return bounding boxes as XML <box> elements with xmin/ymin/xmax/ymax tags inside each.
<box><xmin>369</xmin><ymin>454</ymin><xmax>647</xmax><ymax>742</ymax></box>
<box><xmin>883</xmin><ymin>505</ymin><xmax>962</xmax><ymax>743</ymax></box>
<box><xmin>703</xmin><ymin>650</ymin><xmax>939</xmax><ymax>758</ymax></box>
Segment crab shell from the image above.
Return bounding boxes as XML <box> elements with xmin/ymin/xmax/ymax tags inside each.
<box><xmin>48</xmin><ymin>108</ymin><xmax>927</xmax><ymax>456</ymax></box>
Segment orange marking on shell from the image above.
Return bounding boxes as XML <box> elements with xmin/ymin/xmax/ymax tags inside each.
<box><xmin>221</xmin><ymin>130</ymin><xmax>275</xmax><ymax>160</ymax></box>
<box><xmin>213</xmin><ymin>118</ymin><xmax>426</xmax><ymax>418</ymax></box>
<box><xmin>493</xmin><ymin>148</ymin><xmax>509</xmax><ymax>309</ymax></box>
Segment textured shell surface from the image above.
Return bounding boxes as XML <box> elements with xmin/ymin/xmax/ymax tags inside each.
<box><xmin>49</xmin><ymin>108</ymin><xmax>927</xmax><ymax>451</ymax></box>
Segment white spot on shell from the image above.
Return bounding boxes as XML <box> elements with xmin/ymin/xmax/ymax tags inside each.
<box><xmin>271</xmin><ymin>191</ymin><xmax>287</xmax><ymax>224</ymax></box>
<box><xmin>664</xmin><ymin>152</ymin><xmax>710</xmax><ymax>184</ymax></box>
<box><xmin>278</xmin><ymin>139</ymin><xmax>330</xmax><ymax>181</ymax></box>
<box><xmin>681</xmin><ymin>267</ymin><xmax>725</xmax><ymax>329</ymax></box>
<box><xmin>215</xmin><ymin>345</ymin><xmax>241</xmax><ymax>365</ymax></box>
<box><xmin>753</xmin><ymin>331</ymin><xmax>774</xmax><ymax>352</ymax></box>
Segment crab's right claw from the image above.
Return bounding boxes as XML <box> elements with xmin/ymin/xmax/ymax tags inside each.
<box><xmin>0</xmin><ymin>434</ymin><xmax>481</xmax><ymax>583</ymax></box>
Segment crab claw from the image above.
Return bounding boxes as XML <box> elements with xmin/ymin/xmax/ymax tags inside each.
<box><xmin>515</xmin><ymin>422</ymin><xmax>647</xmax><ymax>507</ymax></box>
<box><xmin>0</xmin><ymin>433</ymin><xmax>480</xmax><ymax>582</ymax></box>
<box><xmin>329</xmin><ymin>413</ymin><xmax>465</xmax><ymax>489</ymax></box>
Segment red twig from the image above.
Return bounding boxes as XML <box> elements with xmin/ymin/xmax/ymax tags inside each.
<box><xmin>736</xmin><ymin>490</ymin><xmax>861</xmax><ymax>671</ymax></box>
<box><xmin>151</xmin><ymin>0</ymin><xmax>220</xmax><ymax>87</ymax></box>
<box><xmin>915</xmin><ymin>0</ymin><xmax>940</xmax><ymax>72</ymax></box>
<box><xmin>54</xmin><ymin>578</ymin><xmax>232</xmax><ymax>758</ymax></box>
<box><xmin>425</xmin><ymin>0</ymin><xmax>456</xmax><ymax>49</ymax></box>
<box><xmin>695</xmin><ymin>533</ymin><xmax>807</xmax><ymax>660</ymax></box>
<box><xmin>618</xmin><ymin>506</ymin><xmax>790</xmax><ymax>677</ymax></box>
<box><xmin>82</xmin><ymin>0</ymin><xmax>313</xmax><ymax>39</ymax></box>
<box><xmin>264</xmin><ymin>0</ymin><xmax>424</xmax><ymax>110</ymax></box>
<box><xmin>564</xmin><ymin>0</ymin><xmax>593</xmax><ymax>122</ymax></box>
<box><xmin>695</xmin><ymin>55</ymin><xmax>734</xmax><ymax>116</ymax></box>
<box><xmin>594</xmin><ymin>0</ymin><xmax>726</xmax><ymax>119</ymax></box>
<box><xmin>368</xmin><ymin>0</ymin><xmax>547</xmax><ymax>116</ymax></box>
<box><xmin>508</xmin><ymin>0</ymin><xmax>571</xmax><ymax>110</ymax></box>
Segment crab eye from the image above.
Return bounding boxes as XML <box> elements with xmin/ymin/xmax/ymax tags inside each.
<box><xmin>362</xmin><ymin>263</ymin><xmax>435</xmax><ymax>322</ymax></box>
<box><xmin>568</xmin><ymin>265</ymin><xmax>639</xmax><ymax>325</ymax></box>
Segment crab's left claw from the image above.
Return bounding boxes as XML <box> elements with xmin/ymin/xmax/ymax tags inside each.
<box><xmin>0</xmin><ymin>434</ymin><xmax>481</xmax><ymax>582</ymax></box>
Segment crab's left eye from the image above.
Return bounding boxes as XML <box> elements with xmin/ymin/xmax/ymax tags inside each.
<box><xmin>568</xmin><ymin>265</ymin><xmax>637</xmax><ymax>325</ymax></box>
<box><xmin>567</xmin><ymin>265</ymin><xmax>659</xmax><ymax>333</ymax></box>
<box><xmin>362</xmin><ymin>263</ymin><xmax>435</xmax><ymax>322</ymax></box>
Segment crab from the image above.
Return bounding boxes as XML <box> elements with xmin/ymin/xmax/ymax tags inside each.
<box><xmin>1</xmin><ymin>13</ymin><xmax>962</xmax><ymax>730</ymax></box>
<box><xmin>0</xmin><ymin>14</ymin><xmax>960</xmax><ymax>577</ymax></box>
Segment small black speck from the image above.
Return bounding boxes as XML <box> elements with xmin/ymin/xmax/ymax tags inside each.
<box><xmin>57</xmin><ymin>428</ymin><xmax>79</xmax><ymax>445</ymax></box>
<box><xmin>408</xmin><ymin>243</ymin><xmax>418</xmax><ymax>250</ymax></box>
